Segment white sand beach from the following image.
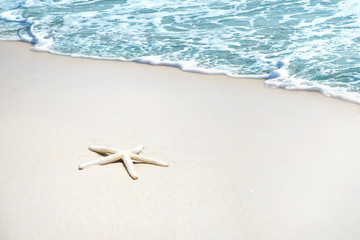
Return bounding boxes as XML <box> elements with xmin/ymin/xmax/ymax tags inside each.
<box><xmin>1</xmin><ymin>41</ymin><xmax>360</xmax><ymax>239</ymax></box>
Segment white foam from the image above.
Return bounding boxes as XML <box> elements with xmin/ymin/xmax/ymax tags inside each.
<box><xmin>132</xmin><ymin>55</ymin><xmax>268</xmax><ymax>79</ymax></box>
<box><xmin>265</xmin><ymin>76</ymin><xmax>360</xmax><ymax>105</ymax></box>
<box><xmin>31</xmin><ymin>34</ymin><xmax>54</xmax><ymax>51</ymax></box>
<box><xmin>0</xmin><ymin>7</ymin><xmax>55</xmax><ymax>50</ymax></box>
<box><xmin>23</xmin><ymin>0</ymin><xmax>99</xmax><ymax>7</ymax></box>
<box><xmin>0</xmin><ymin>9</ymin><xmax>25</xmax><ymax>22</ymax></box>
<box><xmin>133</xmin><ymin>56</ymin><xmax>228</xmax><ymax>75</ymax></box>
<box><xmin>267</xmin><ymin>59</ymin><xmax>290</xmax><ymax>80</ymax></box>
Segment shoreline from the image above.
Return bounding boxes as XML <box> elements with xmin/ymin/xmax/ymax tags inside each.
<box><xmin>1</xmin><ymin>41</ymin><xmax>360</xmax><ymax>239</ymax></box>
<box><xmin>2</xmin><ymin>39</ymin><xmax>360</xmax><ymax>106</ymax></box>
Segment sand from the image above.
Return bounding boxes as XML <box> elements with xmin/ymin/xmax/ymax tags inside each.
<box><xmin>1</xmin><ymin>41</ymin><xmax>360</xmax><ymax>240</ymax></box>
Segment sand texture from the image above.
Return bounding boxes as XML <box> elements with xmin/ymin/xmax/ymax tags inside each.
<box><xmin>1</xmin><ymin>42</ymin><xmax>360</xmax><ymax>239</ymax></box>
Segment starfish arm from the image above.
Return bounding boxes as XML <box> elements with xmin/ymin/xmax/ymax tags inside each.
<box><xmin>123</xmin><ymin>153</ymin><xmax>138</xmax><ymax>180</ymax></box>
<box><xmin>88</xmin><ymin>145</ymin><xmax>120</xmax><ymax>154</ymax></box>
<box><xmin>129</xmin><ymin>145</ymin><xmax>144</xmax><ymax>154</ymax></box>
<box><xmin>78</xmin><ymin>152</ymin><xmax>123</xmax><ymax>170</ymax></box>
<box><xmin>89</xmin><ymin>145</ymin><xmax>143</xmax><ymax>155</ymax></box>
<box><xmin>129</xmin><ymin>153</ymin><xmax>169</xmax><ymax>167</ymax></box>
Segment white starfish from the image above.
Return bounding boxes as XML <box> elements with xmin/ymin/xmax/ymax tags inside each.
<box><xmin>78</xmin><ymin>145</ymin><xmax>168</xmax><ymax>180</ymax></box>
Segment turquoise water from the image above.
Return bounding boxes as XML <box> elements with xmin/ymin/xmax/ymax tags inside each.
<box><xmin>1</xmin><ymin>0</ymin><xmax>360</xmax><ymax>103</ymax></box>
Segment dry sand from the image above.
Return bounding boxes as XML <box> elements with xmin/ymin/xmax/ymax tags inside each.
<box><xmin>1</xmin><ymin>41</ymin><xmax>360</xmax><ymax>239</ymax></box>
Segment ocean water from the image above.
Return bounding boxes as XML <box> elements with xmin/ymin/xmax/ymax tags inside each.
<box><xmin>1</xmin><ymin>0</ymin><xmax>360</xmax><ymax>103</ymax></box>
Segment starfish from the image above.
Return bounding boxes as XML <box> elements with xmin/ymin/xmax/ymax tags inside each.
<box><xmin>78</xmin><ymin>145</ymin><xmax>168</xmax><ymax>180</ymax></box>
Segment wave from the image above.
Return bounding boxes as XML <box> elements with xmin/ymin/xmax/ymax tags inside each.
<box><xmin>1</xmin><ymin>0</ymin><xmax>360</xmax><ymax>105</ymax></box>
